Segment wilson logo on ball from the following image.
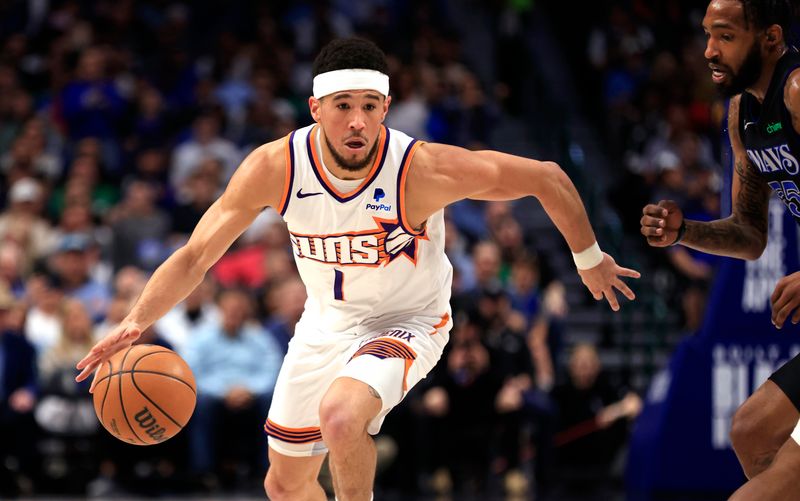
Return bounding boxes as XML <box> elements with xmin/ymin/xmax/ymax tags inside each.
<box><xmin>134</xmin><ymin>407</ymin><xmax>167</xmax><ymax>442</ymax></box>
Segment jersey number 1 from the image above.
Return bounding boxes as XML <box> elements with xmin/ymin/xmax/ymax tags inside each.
<box><xmin>333</xmin><ymin>269</ymin><xmax>344</xmax><ymax>301</ymax></box>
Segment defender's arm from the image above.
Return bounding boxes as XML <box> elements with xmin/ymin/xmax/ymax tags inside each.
<box><xmin>641</xmin><ymin>96</ymin><xmax>770</xmax><ymax>259</ymax></box>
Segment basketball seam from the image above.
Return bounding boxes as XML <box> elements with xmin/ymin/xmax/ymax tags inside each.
<box><xmin>99</xmin><ymin>360</ymin><xmax>112</xmax><ymax>421</ymax></box>
<box><xmin>118</xmin><ymin>347</ymin><xmax>147</xmax><ymax>445</ymax></box>
<box><xmin>130</xmin><ymin>353</ymin><xmax>194</xmax><ymax>429</ymax></box>
<box><xmin>91</xmin><ymin>348</ymin><xmax>173</xmax><ymax>387</ymax></box>
<box><xmin>129</xmin><ymin>373</ymin><xmax>186</xmax><ymax>429</ymax></box>
<box><xmin>97</xmin><ymin>370</ymin><xmax>196</xmax><ymax>395</ymax></box>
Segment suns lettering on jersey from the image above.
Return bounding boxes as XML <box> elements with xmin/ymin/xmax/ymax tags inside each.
<box><xmin>289</xmin><ymin>217</ymin><xmax>427</xmax><ymax>267</ymax></box>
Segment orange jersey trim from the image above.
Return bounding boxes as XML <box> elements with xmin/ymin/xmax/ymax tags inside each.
<box><xmin>397</xmin><ymin>140</ymin><xmax>425</xmax><ymax>236</ymax></box>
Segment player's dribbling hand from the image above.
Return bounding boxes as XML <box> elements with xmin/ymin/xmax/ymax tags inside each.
<box><xmin>771</xmin><ymin>271</ymin><xmax>800</xmax><ymax>329</ymax></box>
<box><xmin>75</xmin><ymin>321</ymin><xmax>143</xmax><ymax>392</ymax></box>
<box><xmin>641</xmin><ymin>200</ymin><xmax>684</xmax><ymax>247</ymax></box>
<box><xmin>577</xmin><ymin>253</ymin><xmax>640</xmax><ymax>311</ymax></box>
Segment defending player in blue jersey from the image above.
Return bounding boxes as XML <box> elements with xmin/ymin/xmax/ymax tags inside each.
<box><xmin>641</xmin><ymin>1</ymin><xmax>800</xmax><ymax>499</ymax></box>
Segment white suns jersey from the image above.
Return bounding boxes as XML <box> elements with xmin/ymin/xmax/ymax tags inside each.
<box><xmin>277</xmin><ymin>123</ymin><xmax>453</xmax><ymax>334</ymax></box>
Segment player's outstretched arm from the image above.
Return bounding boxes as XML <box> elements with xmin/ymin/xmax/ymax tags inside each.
<box><xmin>406</xmin><ymin>143</ymin><xmax>640</xmax><ymax>311</ymax></box>
<box><xmin>76</xmin><ymin>140</ymin><xmax>286</xmax><ymax>387</ymax></box>
<box><xmin>641</xmin><ymin>96</ymin><xmax>770</xmax><ymax>260</ymax></box>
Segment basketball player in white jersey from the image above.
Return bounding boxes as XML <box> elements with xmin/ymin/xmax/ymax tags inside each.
<box><xmin>76</xmin><ymin>38</ymin><xmax>640</xmax><ymax>501</ymax></box>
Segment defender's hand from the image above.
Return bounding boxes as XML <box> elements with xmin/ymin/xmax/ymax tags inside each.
<box><xmin>771</xmin><ymin>271</ymin><xmax>800</xmax><ymax>329</ymax></box>
<box><xmin>641</xmin><ymin>200</ymin><xmax>684</xmax><ymax>247</ymax></box>
<box><xmin>76</xmin><ymin>321</ymin><xmax>142</xmax><ymax>392</ymax></box>
<box><xmin>577</xmin><ymin>253</ymin><xmax>640</xmax><ymax>311</ymax></box>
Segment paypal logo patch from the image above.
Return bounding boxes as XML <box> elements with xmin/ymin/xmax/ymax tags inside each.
<box><xmin>367</xmin><ymin>187</ymin><xmax>391</xmax><ymax>212</ymax></box>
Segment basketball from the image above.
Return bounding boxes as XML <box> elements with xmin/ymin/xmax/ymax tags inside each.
<box><xmin>92</xmin><ymin>344</ymin><xmax>197</xmax><ymax>446</ymax></box>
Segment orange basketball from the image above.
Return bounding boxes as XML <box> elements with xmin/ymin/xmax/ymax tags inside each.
<box><xmin>92</xmin><ymin>344</ymin><xmax>197</xmax><ymax>446</ymax></box>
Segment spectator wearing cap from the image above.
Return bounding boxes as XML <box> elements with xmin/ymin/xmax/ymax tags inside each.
<box><xmin>0</xmin><ymin>284</ymin><xmax>38</xmax><ymax>495</ymax></box>
<box><xmin>51</xmin><ymin>233</ymin><xmax>111</xmax><ymax>323</ymax></box>
<box><xmin>0</xmin><ymin>178</ymin><xmax>57</xmax><ymax>268</ymax></box>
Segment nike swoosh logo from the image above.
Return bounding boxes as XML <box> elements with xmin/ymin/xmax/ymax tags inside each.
<box><xmin>297</xmin><ymin>189</ymin><xmax>323</xmax><ymax>199</ymax></box>
<box><xmin>744</xmin><ymin>121</ymin><xmax>756</xmax><ymax>130</ymax></box>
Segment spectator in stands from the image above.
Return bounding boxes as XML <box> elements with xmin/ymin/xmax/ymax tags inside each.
<box><xmin>128</xmin><ymin>85</ymin><xmax>175</xmax><ymax>151</ymax></box>
<box><xmin>49</xmin><ymin>154</ymin><xmax>118</xmax><ymax>220</ymax></box>
<box><xmin>36</xmin><ymin>299</ymin><xmax>97</xmax><ymax>438</ymax></box>
<box><xmin>0</xmin><ymin>178</ymin><xmax>56</xmax><ymax>268</ymax></box>
<box><xmin>262</xmin><ymin>276</ymin><xmax>306</xmax><ymax>354</ymax></box>
<box><xmin>51</xmin><ymin>233</ymin><xmax>111</xmax><ymax>323</ymax></box>
<box><xmin>108</xmin><ymin>180</ymin><xmax>170</xmax><ymax>272</ymax></box>
<box><xmin>0</xmin><ymin>286</ymin><xmax>38</xmax><ymax>496</ymax></box>
<box><xmin>171</xmin><ymin>161</ymin><xmax>222</xmax><ymax>240</ymax></box>
<box><xmin>0</xmin><ymin>241</ymin><xmax>27</xmax><ymax>298</ymax></box>
<box><xmin>550</xmin><ymin>343</ymin><xmax>642</xmax><ymax>500</ymax></box>
<box><xmin>474</xmin><ymin>239</ymin><xmax>503</xmax><ymax>288</ymax></box>
<box><xmin>59</xmin><ymin>47</ymin><xmax>127</xmax><ymax>143</ymax></box>
<box><xmin>183</xmin><ymin>289</ymin><xmax>282</xmax><ymax>486</ymax></box>
<box><xmin>0</xmin><ymin>118</ymin><xmax>62</xmax><ymax>186</ymax></box>
<box><xmin>170</xmin><ymin>112</ymin><xmax>241</xmax><ymax>190</ymax></box>
<box><xmin>421</xmin><ymin>315</ymin><xmax>501</xmax><ymax>497</ymax></box>
<box><xmin>24</xmin><ymin>272</ymin><xmax>64</xmax><ymax>356</ymax></box>
<box><xmin>156</xmin><ymin>275</ymin><xmax>220</xmax><ymax>356</ymax></box>
<box><xmin>129</xmin><ymin>148</ymin><xmax>173</xmax><ymax>208</ymax></box>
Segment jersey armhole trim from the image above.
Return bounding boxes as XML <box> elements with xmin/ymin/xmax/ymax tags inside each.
<box><xmin>397</xmin><ymin>139</ymin><xmax>425</xmax><ymax>236</ymax></box>
<box><xmin>278</xmin><ymin>131</ymin><xmax>296</xmax><ymax>216</ymax></box>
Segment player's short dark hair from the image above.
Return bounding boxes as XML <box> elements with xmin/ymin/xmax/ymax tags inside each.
<box><xmin>312</xmin><ymin>38</ymin><xmax>389</xmax><ymax>77</ymax></box>
<box><xmin>739</xmin><ymin>0</ymin><xmax>796</xmax><ymax>42</ymax></box>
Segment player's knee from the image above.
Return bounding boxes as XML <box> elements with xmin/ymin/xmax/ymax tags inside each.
<box><xmin>730</xmin><ymin>402</ymin><xmax>768</xmax><ymax>453</ymax></box>
<box><xmin>264</xmin><ymin>467</ymin><xmax>303</xmax><ymax>500</ymax></box>
<box><xmin>319</xmin><ymin>397</ymin><xmax>364</xmax><ymax>446</ymax></box>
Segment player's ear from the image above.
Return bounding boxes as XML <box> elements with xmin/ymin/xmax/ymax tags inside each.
<box><xmin>382</xmin><ymin>95</ymin><xmax>391</xmax><ymax>121</ymax></box>
<box><xmin>764</xmin><ymin>25</ymin><xmax>782</xmax><ymax>49</ymax></box>
<box><xmin>309</xmin><ymin>96</ymin><xmax>322</xmax><ymax>122</ymax></box>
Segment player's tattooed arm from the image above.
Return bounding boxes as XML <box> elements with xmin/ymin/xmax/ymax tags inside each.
<box><xmin>683</xmin><ymin>157</ymin><xmax>769</xmax><ymax>255</ymax></box>
<box><xmin>680</xmin><ymin>97</ymin><xmax>770</xmax><ymax>260</ymax></box>
<box><xmin>367</xmin><ymin>385</ymin><xmax>381</xmax><ymax>399</ymax></box>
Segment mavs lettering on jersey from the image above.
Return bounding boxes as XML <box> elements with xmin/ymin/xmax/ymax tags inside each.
<box><xmin>746</xmin><ymin>144</ymin><xmax>800</xmax><ymax>175</ymax></box>
<box><xmin>289</xmin><ymin>217</ymin><xmax>424</xmax><ymax>266</ymax></box>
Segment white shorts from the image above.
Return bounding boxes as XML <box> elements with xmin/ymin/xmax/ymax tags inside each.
<box><xmin>265</xmin><ymin>312</ymin><xmax>451</xmax><ymax>457</ymax></box>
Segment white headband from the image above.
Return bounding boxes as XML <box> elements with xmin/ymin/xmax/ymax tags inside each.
<box><xmin>313</xmin><ymin>69</ymin><xmax>390</xmax><ymax>99</ymax></box>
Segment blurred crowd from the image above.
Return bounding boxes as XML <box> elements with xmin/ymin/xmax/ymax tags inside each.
<box><xmin>546</xmin><ymin>0</ymin><xmax>731</xmax><ymax>333</ymax></box>
<box><xmin>0</xmin><ymin>0</ymin><xmax>713</xmax><ymax>500</ymax></box>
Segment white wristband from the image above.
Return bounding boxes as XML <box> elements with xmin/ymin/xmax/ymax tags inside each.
<box><xmin>572</xmin><ymin>241</ymin><xmax>603</xmax><ymax>270</ymax></box>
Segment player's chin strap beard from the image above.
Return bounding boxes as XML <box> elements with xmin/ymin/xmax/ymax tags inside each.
<box><xmin>327</xmin><ymin>135</ymin><xmax>380</xmax><ymax>173</ymax></box>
